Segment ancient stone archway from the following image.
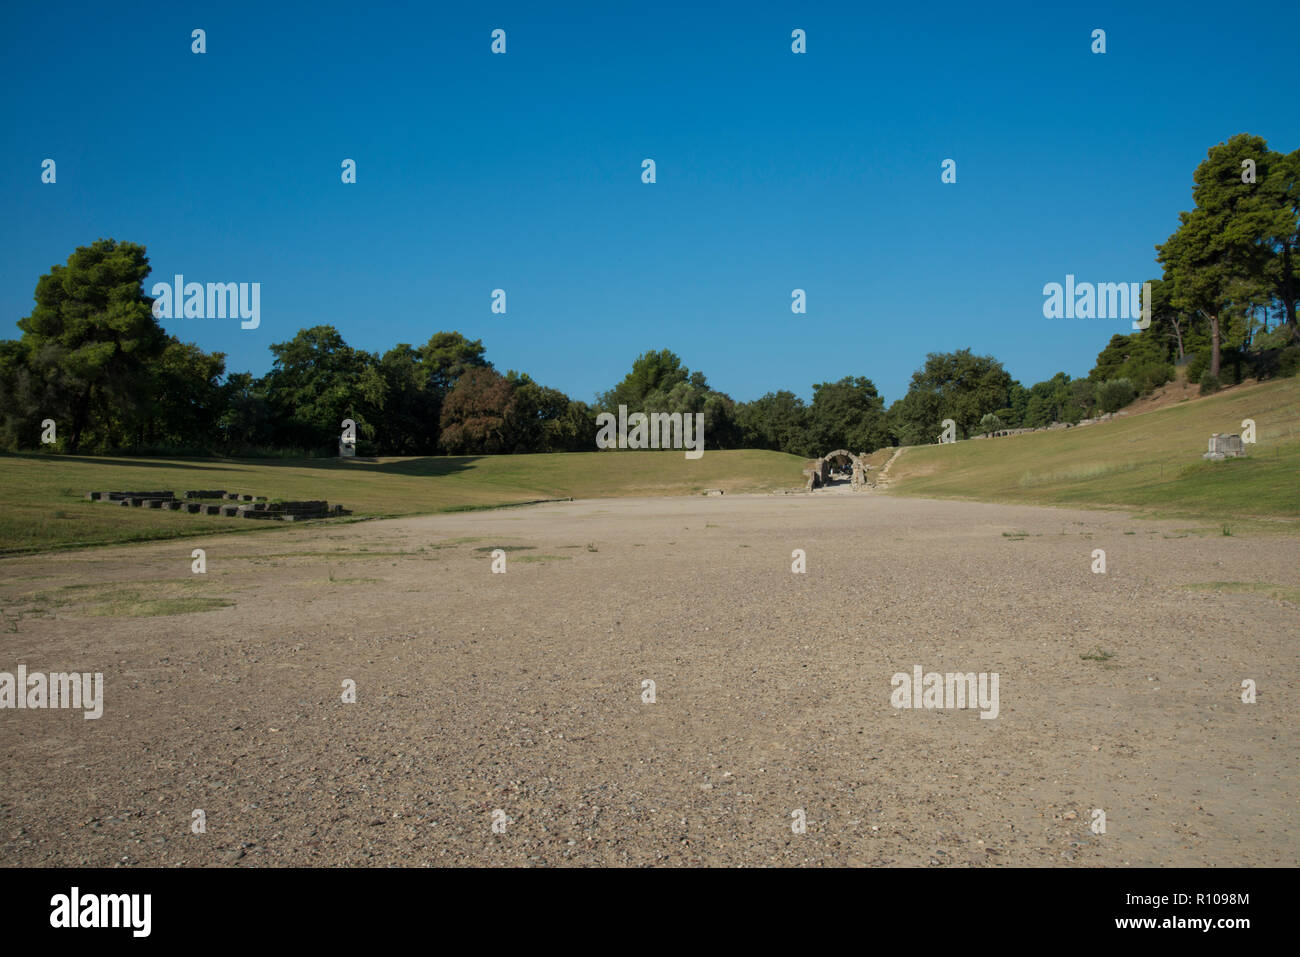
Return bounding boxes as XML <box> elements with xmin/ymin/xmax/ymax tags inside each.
<box><xmin>802</xmin><ymin>450</ymin><xmax>871</xmax><ymax>490</ymax></box>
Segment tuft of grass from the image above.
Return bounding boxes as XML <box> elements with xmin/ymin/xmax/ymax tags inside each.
<box><xmin>86</xmin><ymin>596</ymin><xmax>234</xmax><ymax>617</ymax></box>
<box><xmin>1080</xmin><ymin>647</ymin><xmax>1115</xmax><ymax>662</ymax></box>
<box><xmin>295</xmin><ymin>577</ymin><xmax>381</xmax><ymax>586</ymax></box>
<box><xmin>8</xmin><ymin>580</ymin><xmax>234</xmax><ymax>619</ymax></box>
<box><xmin>1183</xmin><ymin>581</ymin><xmax>1300</xmax><ymax>604</ymax></box>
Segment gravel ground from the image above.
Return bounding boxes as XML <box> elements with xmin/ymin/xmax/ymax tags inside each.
<box><xmin>1</xmin><ymin>494</ymin><xmax>1296</xmax><ymax>867</ymax></box>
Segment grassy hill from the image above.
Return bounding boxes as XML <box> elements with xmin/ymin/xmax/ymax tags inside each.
<box><xmin>884</xmin><ymin>375</ymin><xmax>1300</xmax><ymax>525</ymax></box>
<box><xmin>0</xmin><ymin>448</ymin><xmax>807</xmax><ymax>555</ymax></box>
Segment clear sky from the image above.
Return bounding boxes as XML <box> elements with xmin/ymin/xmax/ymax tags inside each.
<box><xmin>2</xmin><ymin>1</ymin><xmax>1296</xmax><ymax>405</ymax></box>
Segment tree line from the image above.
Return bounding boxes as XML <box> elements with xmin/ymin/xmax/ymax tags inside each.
<box><xmin>2</xmin><ymin>134</ymin><xmax>1294</xmax><ymax>458</ymax></box>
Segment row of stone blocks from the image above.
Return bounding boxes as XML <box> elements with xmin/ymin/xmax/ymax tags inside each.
<box><xmin>85</xmin><ymin>491</ymin><xmax>350</xmax><ymax>520</ymax></box>
<box><xmin>183</xmin><ymin>491</ymin><xmax>269</xmax><ymax>502</ymax></box>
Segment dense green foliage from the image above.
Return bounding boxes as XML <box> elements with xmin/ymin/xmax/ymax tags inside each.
<box><xmin>2</xmin><ymin>136</ymin><xmax>1295</xmax><ymax>459</ymax></box>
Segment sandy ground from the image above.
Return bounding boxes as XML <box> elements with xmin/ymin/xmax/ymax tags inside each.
<box><xmin>1</xmin><ymin>493</ymin><xmax>1296</xmax><ymax>867</ymax></box>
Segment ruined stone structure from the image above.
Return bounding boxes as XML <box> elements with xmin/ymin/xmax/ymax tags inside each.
<box><xmin>803</xmin><ymin>450</ymin><xmax>874</xmax><ymax>491</ymax></box>
<box><xmin>86</xmin><ymin>490</ymin><xmax>351</xmax><ymax>521</ymax></box>
<box><xmin>1204</xmin><ymin>433</ymin><xmax>1246</xmax><ymax>460</ymax></box>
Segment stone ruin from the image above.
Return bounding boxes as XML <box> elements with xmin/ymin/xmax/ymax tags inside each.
<box><xmin>1203</xmin><ymin>433</ymin><xmax>1246</xmax><ymax>461</ymax></box>
<box><xmin>85</xmin><ymin>490</ymin><xmax>351</xmax><ymax>521</ymax></box>
<box><xmin>803</xmin><ymin>450</ymin><xmax>874</xmax><ymax>491</ymax></box>
<box><xmin>969</xmin><ymin>411</ymin><xmax>1128</xmax><ymax>441</ymax></box>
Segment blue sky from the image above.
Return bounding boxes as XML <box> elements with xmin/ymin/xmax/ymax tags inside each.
<box><xmin>2</xmin><ymin>1</ymin><xmax>1296</xmax><ymax>405</ymax></box>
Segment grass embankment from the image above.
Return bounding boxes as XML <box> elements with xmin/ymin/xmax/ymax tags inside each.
<box><xmin>885</xmin><ymin>376</ymin><xmax>1300</xmax><ymax>524</ymax></box>
<box><xmin>0</xmin><ymin>449</ymin><xmax>806</xmax><ymax>555</ymax></box>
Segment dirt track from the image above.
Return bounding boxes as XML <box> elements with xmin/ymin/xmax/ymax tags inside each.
<box><xmin>1</xmin><ymin>494</ymin><xmax>1296</xmax><ymax>866</ymax></box>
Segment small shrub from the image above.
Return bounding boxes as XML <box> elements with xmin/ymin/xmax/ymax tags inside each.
<box><xmin>1279</xmin><ymin>345</ymin><xmax>1300</xmax><ymax>379</ymax></box>
<box><xmin>1096</xmin><ymin>378</ymin><xmax>1136</xmax><ymax>413</ymax></box>
<box><xmin>1199</xmin><ymin>371</ymin><xmax>1221</xmax><ymax>395</ymax></box>
<box><xmin>1185</xmin><ymin>350</ymin><xmax>1210</xmax><ymax>384</ymax></box>
<box><xmin>979</xmin><ymin>413</ymin><xmax>1005</xmax><ymax>433</ymax></box>
<box><xmin>1122</xmin><ymin>359</ymin><xmax>1174</xmax><ymax>394</ymax></box>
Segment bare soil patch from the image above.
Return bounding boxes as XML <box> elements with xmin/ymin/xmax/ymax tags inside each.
<box><xmin>1</xmin><ymin>495</ymin><xmax>1295</xmax><ymax>866</ymax></box>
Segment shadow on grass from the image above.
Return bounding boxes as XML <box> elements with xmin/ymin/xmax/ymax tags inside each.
<box><xmin>2</xmin><ymin>452</ymin><xmax>233</xmax><ymax>472</ymax></box>
<box><xmin>2</xmin><ymin>452</ymin><xmax>484</xmax><ymax>478</ymax></box>
<box><xmin>230</xmin><ymin>456</ymin><xmax>484</xmax><ymax>477</ymax></box>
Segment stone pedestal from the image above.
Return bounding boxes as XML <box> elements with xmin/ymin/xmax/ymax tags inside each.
<box><xmin>1204</xmin><ymin>433</ymin><xmax>1246</xmax><ymax>460</ymax></box>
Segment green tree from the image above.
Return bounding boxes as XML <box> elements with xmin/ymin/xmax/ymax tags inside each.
<box><xmin>888</xmin><ymin>349</ymin><xmax>1013</xmax><ymax>443</ymax></box>
<box><xmin>13</xmin><ymin>239</ymin><xmax>166</xmax><ymax>450</ymax></box>
<box><xmin>143</xmin><ymin>338</ymin><xmax>227</xmax><ymax>449</ymax></box>
<box><xmin>598</xmin><ymin>349</ymin><xmax>691</xmax><ymax>411</ymax></box>
<box><xmin>1258</xmin><ymin>148</ymin><xmax>1300</xmax><ymax>337</ymax></box>
<box><xmin>598</xmin><ymin>349</ymin><xmax>739</xmax><ymax>449</ymax></box>
<box><xmin>1158</xmin><ymin>134</ymin><xmax>1280</xmax><ymax>379</ymax></box>
<box><xmin>216</xmin><ymin>372</ymin><xmax>274</xmax><ymax>451</ymax></box>
<box><xmin>809</xmin><ymin>376</ymin><xmax>889</xmax><ymax>453</ymax></box>
<box><xmin>263</xmin><ymin>326</ymin><xmax>384</xmax><ymax>452</ymax></box>
<box><xmin>1096</xmin><ymin>378</ymin><xmax>1136</xmax><ymax>413</ymax></box>
<box><xmin>419</xmin><ymin>331</ymin><xmax>491</xmax><ymax>401</ymax></box>
<box><xmin>375</xmin><ymin>344</ymin><xmax>439</xmax><ymax>454</ymax></box>
<box><xmin>735</xmin><ymin>391</ymin><xmax>813</xmax><ymax>456</ymax></box>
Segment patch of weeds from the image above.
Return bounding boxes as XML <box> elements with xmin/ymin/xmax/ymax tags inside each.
<box><xmin>18</xmin><ymin>579</ymin><xmax>234</xmax><ymax>618</ymax></box>
<box><xmin>513</xmin><ymin>555</ymin><xmax>572</xmax><ymax>564</ymax></box>
<box><xmin>1080</xmin><ymin>647</ymin><xmax>1115</xmax><ymax>662</ymax></box>
<box><xmin>1002</xmin><ymin>531</ymin><xmax>1030</xmax><ymax>541</ymax></box>
<box><xmin>86</xmin><ymin>595</ymin><xmax>234</xmax><ymax>617</ymax></box>
<box><xmin>473</xmin><ymin>545</ymin><xmax>535</xmax><ymax>553</ymax></box>
<box><xmin>1221</xmin><ymin>524</ymin><xmax>1233</xmax><ymax>536</ymax></box>
<box><xmin>296</xmin><ymin>577</ymin><xmax>382</xmax><ymax>586</ymax></box>
<box><xmin>1183</xmin><ymin>581</ymin><xmax>1300</xmax><ymax>604</ymax></box>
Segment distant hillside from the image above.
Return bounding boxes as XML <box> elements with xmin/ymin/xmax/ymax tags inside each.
<box><xmin>883</xmin><ymin>377</ymin><xmax>1300</xmax><ymax>524</ymax></box>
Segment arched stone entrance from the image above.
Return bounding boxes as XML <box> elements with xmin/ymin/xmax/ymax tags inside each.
<box><xmin>802</xmin><ymin>449</ymin><xmax>871</xmax><ymax>490</ymax></box>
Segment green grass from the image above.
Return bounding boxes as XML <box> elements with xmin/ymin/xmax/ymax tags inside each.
<box><xmin>0</xmin><ymin>449</ymin><xmax>806</xmax><ymax>555</ymax></box>
<box><xmin>3</xmin><ymin>580</ymin><xmax>234</xmax><ymax>619</ymax></box>
<box><xmin>885</xmin><ymin>377</ymin><xmax>1300</xmax><ymax>524</ymax></box>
